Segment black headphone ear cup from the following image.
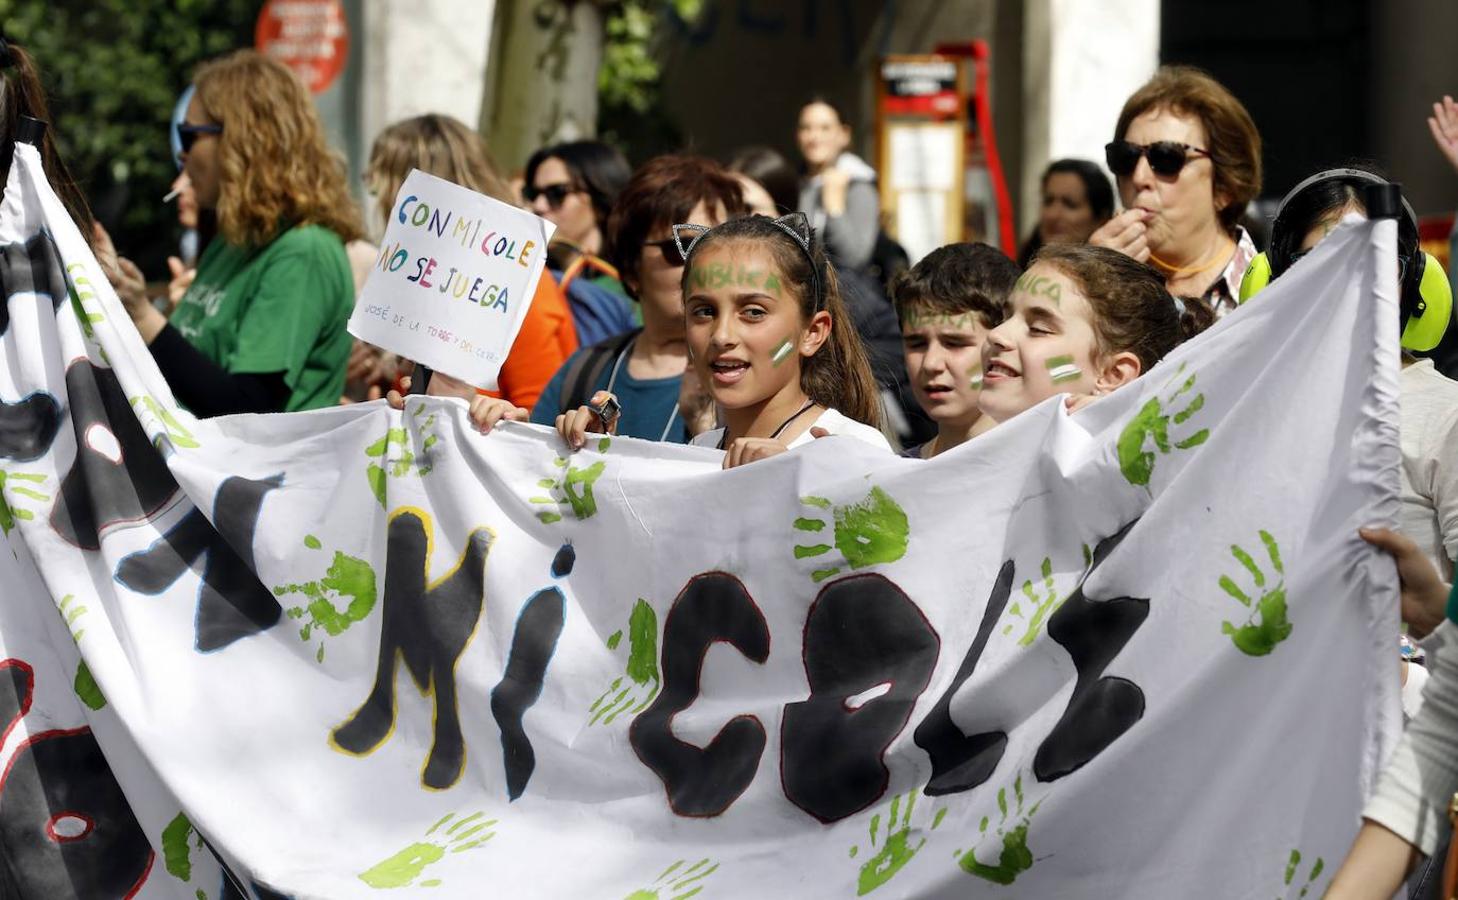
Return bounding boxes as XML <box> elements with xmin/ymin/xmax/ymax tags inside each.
<box><xmin>1400</xmin><ymin>245</ymin><xmax>1426</xmax><ymax>324</ymax></box>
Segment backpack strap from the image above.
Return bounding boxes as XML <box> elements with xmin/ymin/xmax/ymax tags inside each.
<box><xmin>561</xmin><ymin>327</ymin><xmax>641</xmax><ymax>414</ymax></box>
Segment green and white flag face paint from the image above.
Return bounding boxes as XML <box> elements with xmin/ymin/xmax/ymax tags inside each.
<box><xmin>1045</xmin><ymin>354</ymin><xmax>1082</xmax><ymax>384</ymax></box>
<box><xmin>0</xmin><ymin>140</ymin><xmax>1406</xmax><ymax>897</ymax></box>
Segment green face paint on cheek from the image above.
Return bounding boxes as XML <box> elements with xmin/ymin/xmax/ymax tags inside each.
<box><xmin>968</xmin><ymin>372</ymin><xmax>984</xmax><ymax>390</ymax></box>
<box><xmin>1045</xmin><ymin>355</ymin><xmax>1082</xmax><ymax>384</ymax></box>
<box><xmin>772</xmin><ymin>339</ymin><xmax>795</xmax><ymax>366</ymax></box>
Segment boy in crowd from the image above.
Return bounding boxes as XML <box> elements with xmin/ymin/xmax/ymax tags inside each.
<box><xmin>893</xmin><ymin>243</ymin><xmax>1021</xmax><ymax>458</ymax></box>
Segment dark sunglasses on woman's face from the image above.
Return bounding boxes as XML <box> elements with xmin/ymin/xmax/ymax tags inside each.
<box><xmin>644</xmin><ymin>238</ymin><xmax>687</xmax><ymax>267</ymax></box>
<box><xmin>176</xmin><ymin>122</ymin><xmax>223</xmax><ymax>154</ymax></box>
<box><xmin>522</xmin><ymin>182</ymin><xmax>577</xmax><ymax>210</ymax></box>
<box><xmin>1105</xmin><ymin>140</ymin><xmax>1211</xmax><ymax>178</ymax></box>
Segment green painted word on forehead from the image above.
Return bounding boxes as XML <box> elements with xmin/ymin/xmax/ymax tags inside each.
<box><xmin>900</xmin><ymin>309</ymin><xmax>984</xmax><ymax>330</ymax></box>
<box><xmin>689</xmin><ymin>262</ymin><xmax>783</xmax><ymax>297</ymax></box>
<box><xmin>1015</xmin><ymin>272</ymin><xmax>1062</xmax><ymax>304</ymax></box>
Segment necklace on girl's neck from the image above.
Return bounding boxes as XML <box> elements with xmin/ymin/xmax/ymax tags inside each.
<box><xmin>718</xmin><ymin>400</ymin><xmax>816</xmax><ymax>450</ymax></box>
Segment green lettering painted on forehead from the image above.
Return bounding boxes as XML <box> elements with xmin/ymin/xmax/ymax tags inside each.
<box><xmin>689</xmin><ymin>263</ymin><xmax>783</xmax><ymax>297</ymax></box>
<box><xmin>1015</xmin><ymin>272</ymin><xmax>1063</xmax><ymax>305</ymax></box>
<box><xmin>902</xmin><ymin>310</ymin><xmax>981</xmax><ymax>330</ymax></box>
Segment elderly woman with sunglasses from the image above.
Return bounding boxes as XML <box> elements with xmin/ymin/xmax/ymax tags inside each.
<box><xmin>1090</xmin><ymin>66</ymin><xmax>1262</xmax><ymax>315</ymax></box>
<box><xmin>99</xmin><ymin>50</ymin><xmax>361</xmax><ymax>415</ymax></box>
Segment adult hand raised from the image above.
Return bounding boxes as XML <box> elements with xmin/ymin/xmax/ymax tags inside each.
<box><xmin>1427</xmin><ymin>94</ymin><xmax>1458</xmax><ymax>173</ymax></box>
<box><xmin>1087</xmin><ymin>209</ymin><xmax>1151</xmax><ymax>264</ymax></box>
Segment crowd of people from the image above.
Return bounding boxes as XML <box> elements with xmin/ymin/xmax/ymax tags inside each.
<box><xmin>3</xmin><ymin>34</ymin><xmax>1458</xmax><ymax>898</ymax></box>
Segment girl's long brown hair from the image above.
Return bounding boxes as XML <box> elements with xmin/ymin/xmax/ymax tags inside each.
<box><xmin>683</xmin><ymin>215</ymin><xmax>882</xmax><ymax>428</ymax></box>
<box><xmin>0</xmin><ymin>39</ymin><xmax>95</xmax><ymax>242</ymax></box>
<box><xmin>193</xmin><ymin>50</ymin><xmax>361</xmax><ymax>247</ymax></box>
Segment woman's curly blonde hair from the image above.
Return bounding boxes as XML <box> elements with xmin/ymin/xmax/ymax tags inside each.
<box><xmin>193</xmin><ymin>50</ymin><xmax>362</xmax><ymax>247</ymax></box>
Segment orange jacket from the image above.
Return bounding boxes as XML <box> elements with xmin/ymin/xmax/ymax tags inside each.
<box><xmin>480</xmin><ymin>271</ymin><xmax>579</xmax><ymax>410</ymax></box>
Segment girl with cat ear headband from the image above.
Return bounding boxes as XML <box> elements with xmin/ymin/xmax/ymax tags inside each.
<box><xmin>676</xmin><ymin>213</ymin><xmax>890</xmax><ymax>467</ymax></box>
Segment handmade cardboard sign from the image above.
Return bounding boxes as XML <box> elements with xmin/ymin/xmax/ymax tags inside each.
<box><xmin>348</xmin><ymin>169</ymin><xmax>555</xmax><ymax>389</ymax></box>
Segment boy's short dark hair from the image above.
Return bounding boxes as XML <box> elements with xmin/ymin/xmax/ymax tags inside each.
<box><xmin>891</xmin><ymin>243</ymin><xmax>1021</xmax><ymax>331</ymax></box>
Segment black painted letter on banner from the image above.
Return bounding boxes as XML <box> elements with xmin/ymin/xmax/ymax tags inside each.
<box><xmin>0</xmin><ymin>659</ymin><xmax>154</xmax><ymax>898</ymax></box>
<box><xmin>0</xmin><ymin>232</ymin><xmax>69</xmax><ymax>337</ymax></box>
<box><xmin>51</xmin><ymin>361</ymin><xmax>178</xmax><ymax>549</ymax></box>
<box><xmin>332</xmin><ymin>509</ymin><xmax>494</xmax><ymax>791</ymax></box>
<box><xmin>115</xmin><ymin>474</ymin><xmax>283</xmax><ymax>651</ymax></box>
<box><xmin>629</xmin><ymin>572</ymin><xmax>770</xmax><ymax>817</ymax></box>
<box><xmin>782</xmin><ymin>574</ymin><xmax>939</xmax><ymax>822</ymax></box>
<box><xmin>490</xmin><ymin>587</ymin><xmax>565</xmax><ymax>801</ymax></box>
<box><xmin>914</xmin><ymin>560</ymin><xmax>1016</xmax><ymax>796</ymax></box>
<box><xmin>1034</xmin><ymin>522</ymin><xmax>1149</xmax><ymax>781</ymax></box>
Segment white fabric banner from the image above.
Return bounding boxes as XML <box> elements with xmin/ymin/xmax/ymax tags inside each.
<box><xmin>0</xmin><ymin>141</ymin><xmax>1404</xmax><ymax>899</ymax></box>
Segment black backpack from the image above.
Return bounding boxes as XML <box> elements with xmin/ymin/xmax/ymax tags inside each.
<box><xmin>558</xmin><ymin>327</ymin><xmax>641</xmax><ymax>414</ymax></box>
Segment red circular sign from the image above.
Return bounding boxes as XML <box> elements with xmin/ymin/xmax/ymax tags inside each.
<box><xmin>255</xmin><ymin>0</ymin><xmax>350</xmax><ymax>95</ymax></box>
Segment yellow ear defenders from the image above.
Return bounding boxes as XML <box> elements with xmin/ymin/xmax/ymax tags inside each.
<box><xmin>1238</xmin><ymin>168</ymin><xmax>1452</xmax><ymax>352</ymax></box>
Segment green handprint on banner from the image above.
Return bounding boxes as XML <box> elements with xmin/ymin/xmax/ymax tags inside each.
<box><xmin>0</xmin><ymin>468</ymin><xmax>49</xmax><ymax>534</ymax></box>
<box><xmin>848</xmin><ymin>790</ymin><xmax>947</xmax><ymax>895</ymax></box>
<box><xmin>623</xmin><ymin>858</ymin><xmax>720</xmax><ymax>900</ymax></box>
<box><xmin>588</xmin><ymin>598</ymin><xmax>661</xmax><ymax>726</ymax></box>
<box><xmin>1117</xmin><ymin>362</ymin><xmax>1209</xmax><ymax>488</ymax></box>
<box><xmin>1000</xmin><ymin>557</ymin><xmax>1065</xmax><ymax>647</ymax></box>
<box><xmin>273</xmin><ymin>535</ymin><xmax>378</xmax><ymax>662</ymax></box>
<box><xmin>66</xmin><ymin>263</ymin><xmax>106</xmax><ymax>338</ymax></box>
<box><xmin>793</xmin><ymin>487</ymin><xmax>909</xmax><ymax>583</ymax></box>
<box><xmin>57</xmin><ymin>594</ymin><xmax>106</xmax><ymax>710</ymax></box>
<box><xmin>359</xmin><ymin>811</ymin><xmax>497</xmax><ymax>890</ymax></box>
<box><xmin>1278</xmin><ymin>848</ymin><xmax>1325</xmax><ymax>899</ymax></box>
<box><xmin>957</xmin><ymin>774</ymin><xmax>1044</xmax><ymax>886</ymax></box>
<box><xmin>531</xmin><ymin>437</ymin><xmax>610</xmax><ymax>524</ymax></box>
<box><xmin>130</xmin><ymin>395</ymin><xmax>200</xmax><ymax>450</ymax></box>
<box><xmin>365</xmin><ymin>403</ymin><xmax>439</xmax><ymax>507</ymax></box>
<box><xmin>1218</xmin><ymin>530</ymin><xmax>1292</xmax><ymax>657</ymax></box>
<box><xmin>73</xmin><ymin>660</ymin><xmax>106</xmax><ymax>711</ymax></box>
<box><xmin>162</xmin><ymin>812</ymin><xmax>206</xmax><ymax>882</ymax></box>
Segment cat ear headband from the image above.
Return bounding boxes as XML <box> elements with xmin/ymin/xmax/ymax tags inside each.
<box><xmin>671</xmin><ymin>212</ymin><xmax>822</xmax><ymax>306</ymax></box>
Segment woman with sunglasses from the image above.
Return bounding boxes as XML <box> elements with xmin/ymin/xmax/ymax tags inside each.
<box><xmin>523</xmin><ymin>141</ymin><xmax>637</xmax><ymax>345</ymax></box>
<box><xmin>1090</xmin><ymin>66</ymin><xmax>1262</xmax><ymax>315</ymax></box>
<box><xmin>101</xmin><ymin>50</ymin><xmax>361</xmax><ymax>415</ymax></box>
<box><xmin>520</xmin><ymin>155</ymin><xmax>747</xmax><ymax>443</ymax></box>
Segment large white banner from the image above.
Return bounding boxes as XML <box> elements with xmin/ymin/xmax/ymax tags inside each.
<box><xmin>0</xmin><ymin>140</ymin><xmax>1404</xmax><ymax>899</ymax></box>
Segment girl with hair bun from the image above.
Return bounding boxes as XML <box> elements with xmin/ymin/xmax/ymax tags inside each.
<box><xmin>678</xmin><ymin>212</ymin><xmax>888</xmax><ymax>467</ymax></box>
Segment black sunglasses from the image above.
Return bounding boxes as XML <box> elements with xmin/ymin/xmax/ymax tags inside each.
<box><xmin>1105</xmin><ymin>140</ymin><xmax>1211</xmax><ymax>178</ymax></box>
<box><xmin>645</xmin><ymin>238</ymin><xmax>687</xmax><ymax>267</ymax></box>
<box><xmin>522</xmin><ymin>182</ymin><xmax>578</xmax><ymax>210</ymax></box>
<box><xmin>176</xmin><ymin>122</ymin><xmax>223</xmax><ymax>154</ymax></box>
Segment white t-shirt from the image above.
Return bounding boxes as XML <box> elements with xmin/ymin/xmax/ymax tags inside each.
<box><xmin>691</xmin><ymin>407</ymin><xmax>891</xmax><ymax>452</ymax></box>
<box><xmin>1399</xmin><ymin>359</ymin><xmax>1458</xmax><ymax>582</ymax></box>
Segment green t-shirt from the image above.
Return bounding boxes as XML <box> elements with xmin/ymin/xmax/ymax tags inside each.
<box><xmin>170</xmin><ymin>224</ymin><xmax>354</xmax><ymax>412</ymax></box>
